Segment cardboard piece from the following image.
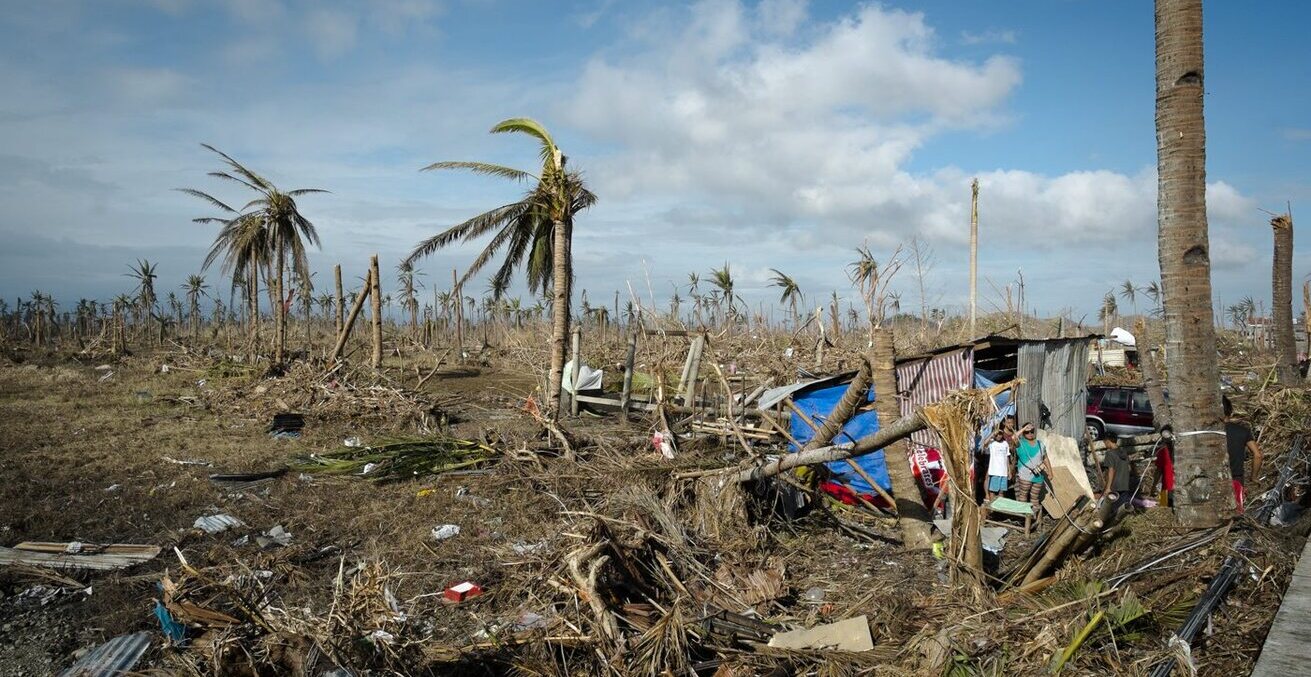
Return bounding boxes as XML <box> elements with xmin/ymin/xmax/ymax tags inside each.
<box><xmin>1038</xmin><ymin>430</ymin><xmax>1094</xmax><ymax>518</ymax></box>
<box><xmin>768</xmin><ymin>615</ymin><xmax>874</xmax><ymax>652</ymax></box>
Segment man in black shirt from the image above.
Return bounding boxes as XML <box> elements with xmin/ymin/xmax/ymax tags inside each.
<box><xmin>1224</xmin><ymin>397</ymin><xmax>1263</xmax><ymax>513</ymax></box>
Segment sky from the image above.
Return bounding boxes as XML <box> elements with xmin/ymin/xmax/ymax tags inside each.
<box><xmin>0</xmin><ymin>0</ymin><xmax>1307</xmax><ymax>323</ymax></box>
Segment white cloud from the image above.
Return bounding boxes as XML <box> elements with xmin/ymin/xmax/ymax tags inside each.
<box><xmin>1282</xmin><ymin>128</ymin><xmax>1311</xmax><ymax>142</ymax></box>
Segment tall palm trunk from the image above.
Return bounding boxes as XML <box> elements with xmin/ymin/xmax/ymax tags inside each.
<box><xmin>1271</xmin><ymin>214</ymin><xmax>1298</xmax><ymax>383</ymax></box>
<box><xmin>1155</xmin><ymin>0</ymin><xmax>1228</xmax><ymax>526</ymax></box>
<box><xmin>547</xmin><ymin>217</ymin><xmax>573</xmax><ymax>419</ymax></box>
<box><xmin>248</xmin><ymin>266</ymin><xmax>260</xmax><ymax>354</ymax></box>
<box><xmin>871</xmin><ymin>328</ymin><xmax>933</xmax><ymax>549</ymax></box>
<box><xmin>274</xmin><ymin>246</ymin><xmax>286</xmax><ymax>364</ymax></box>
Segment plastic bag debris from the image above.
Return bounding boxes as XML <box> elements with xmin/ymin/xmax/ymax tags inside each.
<box><xmin>431</xmin><ymin>524</ymin><xmax>461</xmax><ymax>541</ymax></box>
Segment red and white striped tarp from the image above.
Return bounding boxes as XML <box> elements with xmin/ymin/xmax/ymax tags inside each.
<box><xmin>895</xmin><ymin>347</ymin><xmax>974</xmax><ymax>450</ymax></box>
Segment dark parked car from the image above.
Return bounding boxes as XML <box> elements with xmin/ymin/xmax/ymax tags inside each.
<box><xmin>1086</xmin><ymin>385</ymin><xmax>1155</xmax><ymax>439</ymax></box>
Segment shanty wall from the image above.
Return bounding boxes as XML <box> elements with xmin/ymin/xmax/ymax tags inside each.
<box><xmin>896</xmin><ymin>347</ymin><xmax>974</xmax><ymax>450</ymax></box>
<box><xmin>1017</xmin><ymin>340</ymin><xmax>1091</xmax><ymax>440</ymax></box>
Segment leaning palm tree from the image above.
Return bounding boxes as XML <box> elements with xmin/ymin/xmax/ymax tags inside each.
<box><xmin>1154</xmin><ymin>0</ymin><xmax>1227</xmax><ymax>526</ymax></box>
<box><xmin>403</xmin><ymin>118</ymin><xmax>596</xmax><ymax>419</ymax></box>
<box><xmin>180</xmin><ymin>144</ymin><xmax>325</xmax><ymax>364</ymax></box>
<box><xmin>769</xmin><ymin>268</ymin><xmax>803</xmax><ymax>329</ymax></box>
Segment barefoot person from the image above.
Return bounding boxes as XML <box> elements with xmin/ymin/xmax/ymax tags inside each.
<box><xmin>1224</xmin><ymin>397</ymin><xmax>1263</xmax><ymax>513</ymax></box>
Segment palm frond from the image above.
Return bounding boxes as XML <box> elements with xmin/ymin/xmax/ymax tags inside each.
<box><xmin>421</xmin><ymin>161</ymin><xmax>534</xmax><ymax>182</ymax></box>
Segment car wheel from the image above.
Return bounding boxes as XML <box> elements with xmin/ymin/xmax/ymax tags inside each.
<box><xmin>1086</xmin><ymin>419</ymin><xmax>1105</xmax><ymax>441</ymax></box>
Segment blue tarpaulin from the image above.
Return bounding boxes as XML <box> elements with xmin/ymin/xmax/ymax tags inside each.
<box><xmin>788</xmin><ymin>370</ymin><xmax>1015</xmax><ymax>495</ymax></box>
<box><xmin>789</xmin><ymin>383</ymin><xmax>891</xmax><ymax>494</ymax></box>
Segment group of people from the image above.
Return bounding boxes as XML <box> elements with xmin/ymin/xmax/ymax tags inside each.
<box><xmin>978</xmin><ymin>395</ymin><xmax>1263</xmax><ymax>517</ymax></box>
<box><xmin>983</xmin><ymin>416</ymin><xmax>1053</xmax><ymax>514</ymax></box>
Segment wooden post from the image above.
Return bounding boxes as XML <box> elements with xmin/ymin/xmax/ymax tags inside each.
<box><xmin>681</xmin><ymin>333</ymin><xmax>705</xmax><ymax>406</ymax></box>
<box><xmin>620</xmin><ymin>331</ymin><xmax>638</xmax><ymax>417</ymax></box>
<box><xmin>334</xmin><ymin>264</ymin><xmax>344</xmax><ymax>338</ymax></box>
<box><xmin>568</xmin><ymin>325</ymin><xmax>582</xmax><ymax>416</ymax></box>
<box><xmin>370</xmin><ymin>255</ymin><xmax>382</xmax><ymax>369</ymax></box>
<box><xmin>328</xmin><ymin>269</ymin><xmax>372</xmax><ymax>364</ymax></box>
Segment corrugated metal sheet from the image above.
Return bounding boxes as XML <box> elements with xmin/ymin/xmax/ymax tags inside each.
<box><xmin>1042</xmin><ymin>340</ymin><xmax>1090</xmax><ymax>440</ymax></box>
<box><xmin>59</xmin><ymin>631</ymin><xmax>151</xmax><ymax>677</ymax></box>
<box><xmin>1017</xmin><ymin>339</ymin><xmax>1090</xmax><ymax>440</ymax></box>
<box><xmin>896</xmin><ymin>347</ymin><xmax>974</xmax><ymax>450</ymax></box>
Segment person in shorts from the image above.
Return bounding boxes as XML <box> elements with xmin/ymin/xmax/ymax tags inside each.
<box><xmin>1014</xmin><ymin>423</ymin><xmax>1051</xmax><ymax>513</ymax></box>
<box><xmin>986</xmin><ymin>428</ymin><xmax>1012</xmax><ymax>502</ymax></box>
<box><xmin>1224</xmin><ymin>397</ymin><xmax>1262</xmax><ymax>513</ymax></box>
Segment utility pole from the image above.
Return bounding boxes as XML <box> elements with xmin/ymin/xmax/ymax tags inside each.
<box><xmin>1017</xmin><ymin>268</ymin><xmax>1025</xmax><ymax>337</ymax></box>
<box><xmin>969</xmin><ymin>178</ymin><xmax>979</xmax><ymax>337</ymax></box>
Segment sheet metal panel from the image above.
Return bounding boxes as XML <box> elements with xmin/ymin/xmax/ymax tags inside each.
<box><xmin>896</xmin><ymin>347</ymin><xmax>974</xmax><ymax>450</ymax></box>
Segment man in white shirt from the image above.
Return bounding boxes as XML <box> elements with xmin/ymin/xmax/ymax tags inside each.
<box><xmin>986</xmin><ymin>428</ymin><xmax>1012</xmax><ymax>502</ymax></box>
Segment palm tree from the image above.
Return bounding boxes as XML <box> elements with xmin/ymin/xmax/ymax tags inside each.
<box><xmin>1155</xmin><ymin>0</ymin><xmax>1227</xmax><ymax>526</ymax></box>
<box><xmin>708</xmin><ymin>264</ymin><xmax>737</xmax><ymax>327</ymax></box>
<box><xmin>180</xmin><ymin>144</ymin><xmax>325</xmax><ymax>364</ymax></box>
<box><xmin>1098</xmin><ymin>291</ymin><xmax>1119</xmax><ymax>335</ymax></box>
<box><xmin>126</xmin><ymin>259</ymin><xmax>159</xmax><ymax>326</ymax></box>
<box><xmin>398</xmin><ymin>268</ymin><xmax>420</xmax><ymax>335</ymax></box>
<box><xmin>182</xmin><ymin>274</ymin><xmax>208</xmax><ymax>341</ymax></box>
<box><xmin>769</xmin><ymin>268</ymin><xmax>803</xmax><ymax>329</ymax></box>
<box><xmin>848</xmin><ymin>245</ymin><xmax>902</xmax><ymax>339</ymax></box>
<box><xmin>1119</xmin><ymin>279</ymin><xmax>1138</xmax><ymax>318</ymax></box>
<box><xmin>668</xmin><ymin>288</ymin><xmax>682</xmax><ymax>322</ymax></box>
<box><xmin>1270</xmin><ymin>214</ymin><xmax>1298</xmax><ymax>382</ymax></box>
<box><xmin>1141</xmin><ymin>280</ymin><xmax>1163</xmax><ymax>317</ymax></box>
<box><xmin>403</xmin><ymin>118</ymin><xmax>596</xmax><ymax>419</ymax></box>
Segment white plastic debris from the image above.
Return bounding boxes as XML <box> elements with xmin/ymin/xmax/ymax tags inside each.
<box><xmin>431</xmin><ymin>524</ymin><xmax>461</xmax><ymax>541</ymax></box>
<box><xmin>344</xmin><ymin>437</ymin><xmax>363</xmax><ymax>448</ymax></box>
<box><xmin>361</xmin><ymin>463</ymin><xmax>378</xmax><ymax>475</ymax></box>
<box><xmin>256</xmin><ymin>525</ymin><xmax>292</xmax><ymax>549</ymax></box>
<box><xmin>368</xmin><ymin>630</ymin><xmax>395</xmax><ymax>645</ymax></box>
<box><xmin>65</xmin><ymin>541</ymin><xmax>84</xmax><ymax>554</ymax></box>
<box><xmin>511</xmin><ymin>541</ymin><xmax>546</xmax><ymax>555</ymax></box>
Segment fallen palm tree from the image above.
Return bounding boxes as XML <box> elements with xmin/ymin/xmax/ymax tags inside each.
<box><xmin>292</xmin><ymin>436</ymin><xmax>498</xmax><ymax>482</ymax></box>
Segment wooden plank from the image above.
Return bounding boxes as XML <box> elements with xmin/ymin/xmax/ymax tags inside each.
<box><xmin>1252</xmin><ymin>536</ymin><xmax>1311</xmax><ymax>676</ymax></box>
<box><xmin>0</xmin><ymin>543</ymin><xmax>160</xmax><ymax>571</ymax></box>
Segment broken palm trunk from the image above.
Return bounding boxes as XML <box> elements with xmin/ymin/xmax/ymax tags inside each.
<box><xmin>872</xmin><ymin>327</ymin><xmax>934</xmax><ymax>550</ymax></box>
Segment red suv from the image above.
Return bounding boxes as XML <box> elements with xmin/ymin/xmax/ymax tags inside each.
<box><xmin>1086</xmin><ymin>386</ymin><xmax>1155</xmax><ymax>439</ymax></box>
